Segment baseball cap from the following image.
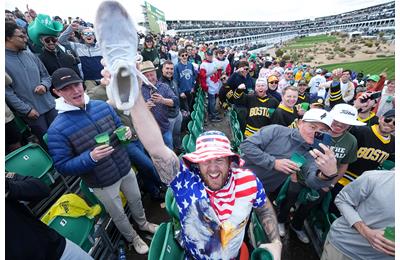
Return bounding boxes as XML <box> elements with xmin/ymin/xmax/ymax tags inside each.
<box><xmin>315</xmin><ymin>68</ymin><xmax>322</xmax><ymax>74</ymax></box>
<box><xmin>330</xmin><ymin>103</ymin><xmax>366</xmax><ymax>126</ymax></box>
<box><xmin>268</xmin><ymin>75</ymin><xmax>279</xmax><ymax>83</ymax></box>
<box><xmin>52</xmin><ymin>68</ymin><xmax>83</xmax><ymax>90</ymax></box>
<box><xmin>298</xmin><ymin>79</ymin><xmax>308</xmax><ymax>86</ymax></box>
<box><xmin>256</xmin><ymin>78</ymin><xmax>268</xmax><ymax>86</ymax></box>
<box><xmin>145</xmin><ymin>34</ymin><xmax>153</xmax><ymax>42</ymax></box>
<box><xmin>284</xmin><ymin>68</ymin><xmax>293</xmax><ymax>74</ymax></box>
<box><xmin>383</xmin><ymin>109</ymin><xmax>395</xmax><ymax>118</ymax></box>
<box><xmin>367</xmin><ymin>75</ymin><xmax>379</xmax><ymax>82</ymax></box>
<box><xmin>302</xmin><ymin>109</ymin><xmax>332</xmax><ymax>127</ymax></box>
<box><xmin>273</xmin><ymin>67</ymin><xmax>284</xmax><ymax>76</ymax></box>
<box><xmin>182</xmin><ymin>131</ymin><xmax>240</xmax><ymax>166</ymax></box>
<box><xmin>205</xmin><ymin>48</ymin><xmax>214</xmax><ymax>56</ymax></box>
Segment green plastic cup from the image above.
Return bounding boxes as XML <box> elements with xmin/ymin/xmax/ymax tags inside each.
<box><xmin>95</xmin><ymin>132</ymin><xmax>110</xmax><ymax>145</ymax></box>
<box><xmin>114</xmin><ymin>126</ymin><xmax>129</xmax><ymax>144</ymax></box>
<box><xmin>381</xmin><ymin>160</ymin><xmax>395</xmax><ymax>170</ymax></box>
<box><xmin>300</xmin><ymin>102</ymin><xmax>310</xmax><ymax>111</ymax></box>
<box><xmin>291</xmin><ymin>153</ymin><xmax>307</xmax><ymax>167</ymax></box>
<box><xmin>384</xmin><ymin>226</ymin><xmax>395</xmax><ymax>241</ymax></box>
<box><xmin>268</xmin><ymin>108</ymin><xmax>276</xmax><ymax>116</ymax></box>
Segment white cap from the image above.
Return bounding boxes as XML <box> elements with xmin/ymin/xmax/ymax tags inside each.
<box><xmin>315</xmin><ymin>68</ymin><xmax>322</xmax><ymax>74</ymax></box>
<box><xmin>273</xmin><ymin>67</ymin><xmax>284</xmax><ymax>76</ymax></box>
<box><xmin>255</xmin><ymin>78</ymin><xmax>267</xmax><ymax>85</ymax></box>
<box><xmin>330</xmin><ymin>103</ymin><xmax>366</xmax><ymax>126</ymax></box>
<box><xmin>302</xmin><ymin>108</ymin><xmax>333</xmax><ymax>128</ymax></box>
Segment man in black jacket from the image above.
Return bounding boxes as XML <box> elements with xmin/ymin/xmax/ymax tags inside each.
<box><xmin>38</xmin><ymin>34</ymin><xmax>81</xmax><ymax>78</ymax></box>
<box><xmin>6</xmin><ymin>172</ymin><xmax>93</xmax><ymax>260</ymax></box>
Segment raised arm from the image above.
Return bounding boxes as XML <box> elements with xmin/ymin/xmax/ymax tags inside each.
<box><xmin>255</xmin><ymin>198</ymin><xmax>282</xmax><ymax>260</ymax></box>
<box><xmin>130</xmin><ymin>93</ymin><xmax>179</xmax><ymax>184</ymax></box>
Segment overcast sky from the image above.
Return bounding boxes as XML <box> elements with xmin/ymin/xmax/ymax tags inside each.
<box><xmin>5</xmin><ymin>0</ymin><xmax>394</xmax><ymax>24</ymax></box>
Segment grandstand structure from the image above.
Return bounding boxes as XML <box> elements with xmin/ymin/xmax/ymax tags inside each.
<box><xmin>166</xmin><ymin>1</ymin><xmax>394</xmax><ymax>50</ymax></box>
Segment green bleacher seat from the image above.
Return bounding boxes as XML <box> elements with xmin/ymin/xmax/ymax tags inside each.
<box><xmin>182</xmin><ymin>134</ymin><xmax>196</xmax><ymax>153</ymax></box>
<box><xmin>251</xmin><ymin>247</ymin><xmax>274</xmax><ymax>260</ymax></box>
<box><xmin>148</xmin><ymin>222</ymin><xmax>185</xmax><ymax>260</ymax></box>
<box><xmin>5</xmin><ymin>143</ymin><xmax>55</xmax><ymax>186</ymax></box>
<box><xmin>13</xmin><ymin>115</ymin><xmax>30</xmax><ymax>135</ymax></box>
<box><xmin>188</xmin><ymin>120</ymin><xmax>202</xmax><ymax>138</ymax></box>
<box><xmin>165</xmin><ymin>188</ymin><xmax>179</xmax><ymax>221</ymax></box>
<box><xmin>250</xmin><ymin>211</ymin><xmax>268</xmax><ymax>246</ymax></box>
<box><xmin>48</xmin><ymin>215</ymin><xmax>95</xmax><ymax>252</ymax></box>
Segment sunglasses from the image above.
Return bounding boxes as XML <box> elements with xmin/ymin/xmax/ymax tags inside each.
<box><xmin>82</xmin><ymin>32</ymin><xmax>94</xmax><ymax>37</ymax></box>
<box><xmin>43</xmin><ymin>37</ymin><xmax>58</xmax><ymax>44</ymax></box>
<box><xmin>242</xmin><ymin>67</ymin><xmax>249</xmax><ymax>71</ymax></box>
<box><xmin>180</xmin><ymin>54</ymin><xmax>188</xmax><ymax>57</ymax></box>
<box><xmin>269</xmin><ymin>81</ymin><xmax>279</xmax><ymax>84</ymax></box>
<box><xmin>384</xmin><ymin>117</ymin><xmax>395</xmax><ymax>125</ymax></box>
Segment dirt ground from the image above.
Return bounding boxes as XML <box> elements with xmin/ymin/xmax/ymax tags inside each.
<box><xmin>267</xmin><ymin>37</ymin><xmax>395</xmax><ymax>66</ymax></box>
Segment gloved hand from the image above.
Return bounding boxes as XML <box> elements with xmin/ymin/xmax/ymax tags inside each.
<box><xmin>259</xmin><ymin>240</ymin><xmax>282</xmax><ymax>260</ymax></box>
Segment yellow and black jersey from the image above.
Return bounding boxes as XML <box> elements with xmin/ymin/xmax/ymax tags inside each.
<box><xmin>296</xmin><ymin>93</ymin><xmax>310</xmax><ymax>104</ymax></box>
<box><xmin>270</xmin><ymin>104</ymin><xmax>299</xmax><ymax>127</ymax></box>
<box><xmin>339</xmin><ymin>124</ymin><xmax>395</xmax><ymax>187</ymax></box>
<box><xmin>243</xmin><ymin>95</ymin><xmax>279</xmax><ymax>137</ymax></box>
<box><xmin>357</xmin><ymin>112</ymin><xmax>379</xmax><ymax>127</ymax></box>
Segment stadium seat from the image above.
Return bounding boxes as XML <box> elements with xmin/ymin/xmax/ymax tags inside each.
<box><xmin>48</xmin><ymin>215</ymin><xmax>95</xmax><ymax>252</ymax></box>
<box><xmin>182</xmin><ymin>134</ymin><xmax>196</xmax><ymax>153</ymax></box>
<box><xmin>249</xmin><ymin>211</ymin><xmax>267</xmax><ymax>247</ymax></box>
<box><xmin>13</xmin><ymin>115</ymin><xmax>30</xmax><ymax>135</ymax></box>
<box><xmin>165</xmin><ymin>188</ymin><xmax>181</xmax><ymax>232</ymax></box>
<box><xmin>148</xmin><ymin>222</ymin><xmax>185</xmax><ymax>260</ymax></box>
<box><xmin>251</xmin><ymin>247</ymin><xmax>273</xmax><ymax>260</ymax></box>
<box><xmin>188</xmin><ymin>120</ymin><xmax>202</xmax><ymax>138</ymax></box>
<box><xmin>165</xmin><ymin>188</ymin><xmax>180</xmax><ymax>221</ymax></box>
<box><xmin>5</xmin><ymin>143</ymin><xmax>55</xmax><ymax>186</ymax></box>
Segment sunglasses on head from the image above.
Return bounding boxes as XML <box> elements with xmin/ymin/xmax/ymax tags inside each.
<box><xmin>43</xmin><ymin>37</ymin><xmax>58</xmax><ymax>44</ymax></box>
<box><xmin>384</xmin><ymin>117</ymin><xmax>395</xmax><ymax>125</ymax></box>
<box><xmin>269</xmin><ymin>81</ymin><xmax>279</xmax><ymax>84</ymax></box>
<box><xmin>82</xmin><ymin>32</ymin><xmax>94</xmax><ymax>37</ymax></box>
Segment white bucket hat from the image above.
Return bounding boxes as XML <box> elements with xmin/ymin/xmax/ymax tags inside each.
<box><xmin>330</xmin><ymin>103</ymin><xmax>366</xmax><ymax>126</ymax></box>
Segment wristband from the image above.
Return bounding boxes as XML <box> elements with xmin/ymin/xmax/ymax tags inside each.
<box><xmin>317</xmin><ymin>170</ymin><xmax>338</xmax><ymax>181</ymax></box>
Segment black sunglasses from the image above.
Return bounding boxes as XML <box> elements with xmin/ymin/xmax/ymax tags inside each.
<box><xmin>44</xmin><ymin>37</ymin><xmax>58</xmax><ymax>44</ymax></box>
<box><xmin>180</xmin><ymin>54</ymin><xmax>188</xmax><ymax>57</ymax></box>
<box><xmin>384</xmin><ymin>117</ymin><xmax>395</xmax><ymax>125</ymax></box>
<box><xmin>269</xmin><ymin>81</ymin><xmax>279</xmax><ymax>84</ymax></box>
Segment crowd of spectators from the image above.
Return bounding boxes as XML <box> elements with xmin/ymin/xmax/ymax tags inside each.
<box><xmin>166</xmin><ymin>1</ymin><xmax>394</xmax><ymax>43</ymax></box>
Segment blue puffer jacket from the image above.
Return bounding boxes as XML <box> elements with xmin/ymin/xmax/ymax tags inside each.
<box><xmin>47</xmin><ymin>98</ymin><xmax>131</xmax><ymax>188</ymax></box>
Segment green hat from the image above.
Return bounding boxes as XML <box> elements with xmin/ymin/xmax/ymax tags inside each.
<box><xmin>367</xmin><ymin>74</ymin><xmax>380</xmax><ymax>82</ymax></box>
<box><xmin>28</xmin><ymin>14</ymin><xmax>63</xmax><ymax>47</ymax></box>
<box><xmin>248</xmin><ymin>53</ymin><xmax>257</xmax><ymax>61</ymax></box>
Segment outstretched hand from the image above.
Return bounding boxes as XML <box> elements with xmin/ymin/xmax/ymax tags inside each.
<box><xmin>309</xmin><ymin>143</ymin><xmax>337</xmax><ymax>177</ymax></box>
